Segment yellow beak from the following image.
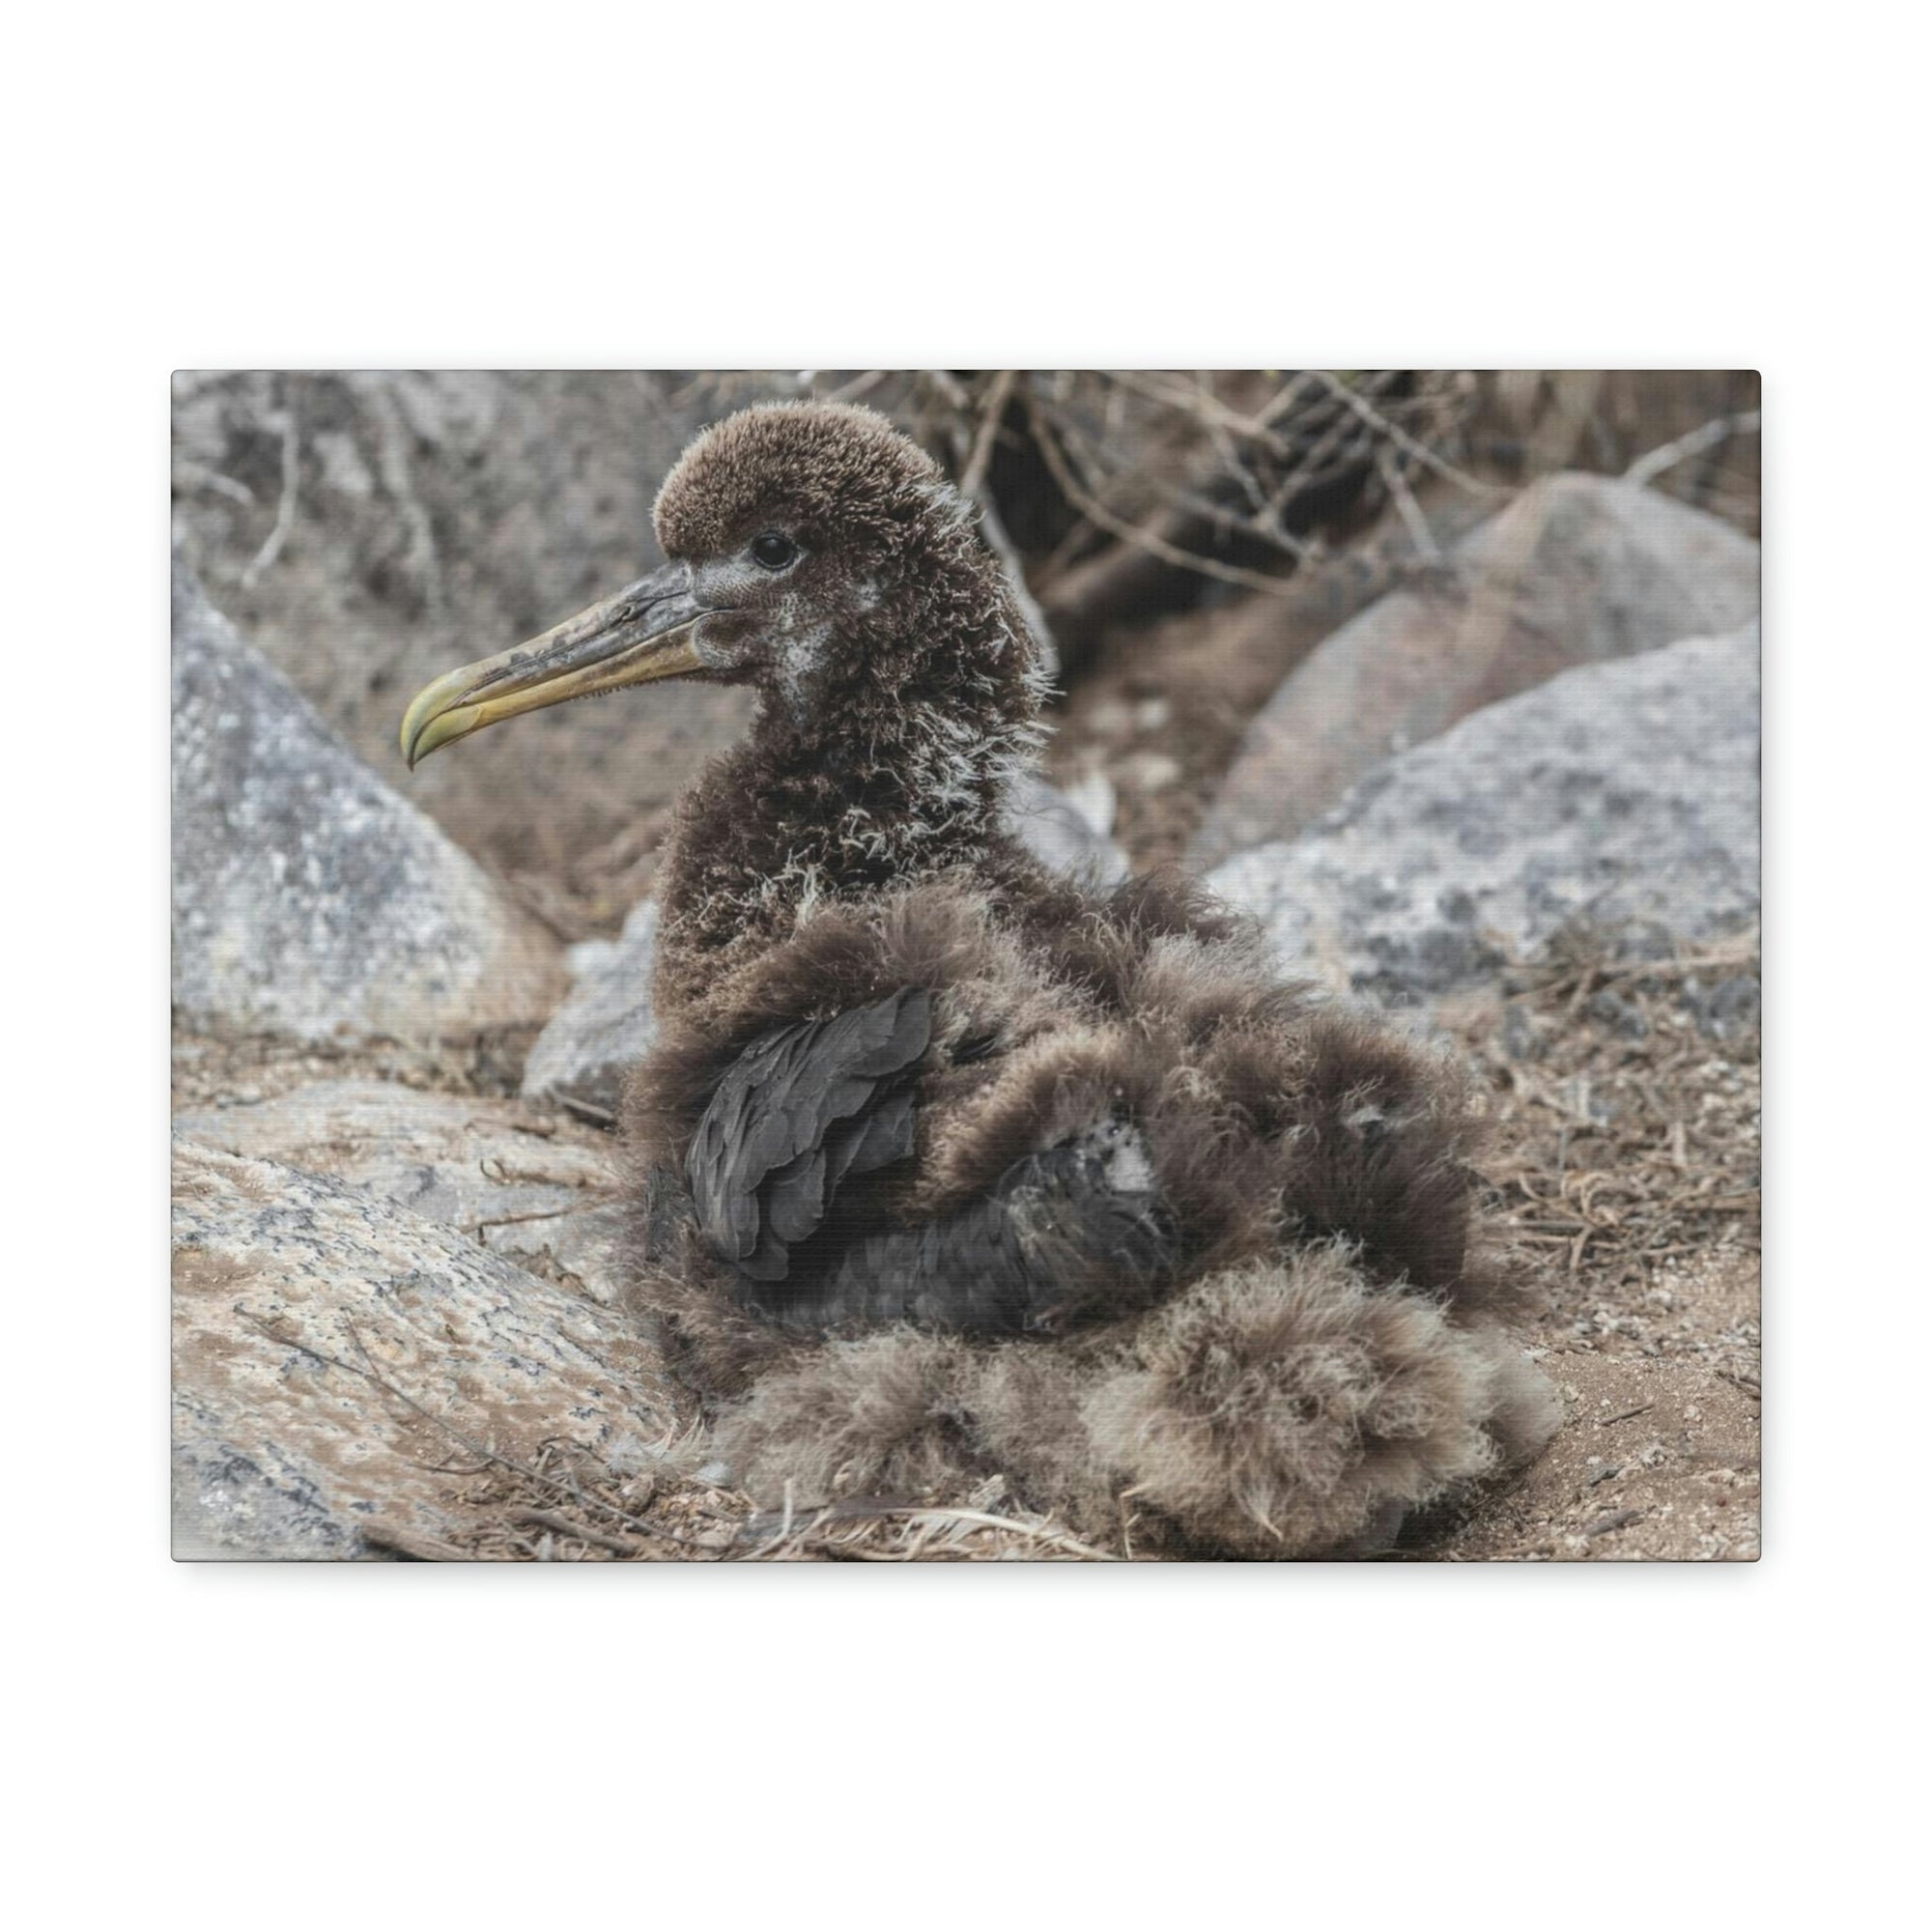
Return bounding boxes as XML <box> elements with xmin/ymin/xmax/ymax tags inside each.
<box><xmin>399</xmin><ymin>563</ymin><xmax>706</xmax><ymax>768</ymax></box>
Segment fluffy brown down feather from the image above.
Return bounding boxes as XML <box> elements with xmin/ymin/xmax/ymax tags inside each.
<box><xmin>621</xmin><ymin>870</ymin><xmax>1553</xmax><ymax>1556</ymax></box>
<box><xmin>714</xmin><ymin>1248</ymin><xmax>1552</xmax><ymax>1559</ymax></box>
<box><xmin>598</xmin><ymin>401</ymin><xmax>1557</xmax><ymax>1557</ymax></box>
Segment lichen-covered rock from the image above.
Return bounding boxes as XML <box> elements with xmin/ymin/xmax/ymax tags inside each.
<box><xmin>1191</xmin><ymin>475</ymin><xmax>1760</xmax><ymax>866</ymax></box>
<box><xmin>171</xmin><ymin>1139</ymin><xmax>678</xmax><ymax>1558</ymax></box>
<box><xmin>521</xmin><ymin>898</ymin><xmax>661</xmax><ymax>1114</ymax></box>
<box><xmin>475</xmin><ymin>1200</ymin><xmax>639</xmax><ymax>1308</ymax></box>
<box><xmin>1208</xmin><ymin>626</ymin><xmax>1760</xmax><ymax>1003</ymax></box>
<box><xmin>172</xmin><ymin>560</ymin><xmax>562</xmax><ymax>1041</ymax></box>
<box><xmin>173</xmin><ymin>1072</ymin><xmax>638</xmax><ymax>1279</ymax></box>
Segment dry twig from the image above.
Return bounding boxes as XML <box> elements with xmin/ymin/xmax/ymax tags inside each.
<box><xmin>1304</xmin><ymin>368</ymin><xmax>1510</xmax><ymax>500</ymax></box>
<box><xmin>1625</xmin><ymin>410</ymin><xmax>1763</xmax><ymax>490</ymax></box>
<box><xmin>1027</xmin><ymin>393</ymin><xmax>1299</xmax><ymax>598</ymax></box>
<box><xmin>239</xmin><ymin>391</ymin><xmax>300</xmax><ymax>589</ymax></box>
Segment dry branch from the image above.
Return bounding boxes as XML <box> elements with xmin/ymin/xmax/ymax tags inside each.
<box><xmin>239</xmin><ymin>391</ymin><xmax>300</xmax><ymax>589</ymax></box>
<box><xmin>1625</xmin><ymin>409</ymin><xmax>1763</xmax><ymax>489</ymax></box>
<box><xmin>1027</xmin><ymin>393</ymin><xmax>1300</xmax><ymax>598</ymax></box>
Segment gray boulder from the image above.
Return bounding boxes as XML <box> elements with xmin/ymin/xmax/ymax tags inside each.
<box><xmin>521</xmin><ymin>898</ymin><xmax>661</xmax><ymax>1115</ymax></box>
<box><xmin>1191</xmin><ymin>475</ymin><xmax>1760</xmax><ymax>867</ymax></box>
<box><xmin>172</xmin><ymin>1139</ymin><xmax>681</xmax><ymax>1559</ymax></box>
<box><xmin>1004</xmin><ymin>770</ymin><xmax>1130</xmax><ymax>885</ymax></box>
<box><xmin>1207</xmin><ymin>626</ymin><xmax>1760</xmax><ymax>1003</ymax></box>
<box><xmin>173</xmin><ymin>1078</ymin><xmax>635</xmax><ymax>1302</ymax></box>
<box><xmin>173</xmin><ymin>561</ymin><xmax>562</xmax><ymax>1042</ymax></box>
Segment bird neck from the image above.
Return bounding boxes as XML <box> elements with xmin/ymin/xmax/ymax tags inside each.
<box><xmin>654</xmin><ymin>589</ymin><xmax>1048</xmax><ymax>1009</ymax></box>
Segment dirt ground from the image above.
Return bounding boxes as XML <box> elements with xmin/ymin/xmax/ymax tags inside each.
<box><xmin>1429</xmin><ymin>1341</ymin><xmax>1759</xmax><ymax>1561</ymax></box>
<box><xmin>1419</xmin><ymin>930</ymin><xmax>1761</xmax><ymax>1561</ymax></box>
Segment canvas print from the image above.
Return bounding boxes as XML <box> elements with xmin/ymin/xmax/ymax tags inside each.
<box><xmin>171</xmin><ymin>371</ymin><xmax>1761</xmax><ymax>1560</ymax></box>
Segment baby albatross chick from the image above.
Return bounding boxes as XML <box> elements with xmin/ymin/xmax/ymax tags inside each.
<box><xmin>403</xmin><ymin>401</ymin><xmax>1557</xmax><ymax>1556</ymax></box>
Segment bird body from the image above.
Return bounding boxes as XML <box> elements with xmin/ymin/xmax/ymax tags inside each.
<box><xmin>403</xmin><ymin>400</ymin><xmax>1558</xmax><ymax>1555</ymax></box>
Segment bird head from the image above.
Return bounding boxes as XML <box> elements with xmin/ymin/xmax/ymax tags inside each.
<box><xmin>401</xmin><ymin>401</ymin><xmax>1012</xmax><ymax>769</ymax></box>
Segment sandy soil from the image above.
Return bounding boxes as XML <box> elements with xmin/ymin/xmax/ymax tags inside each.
<box><xmin>1429</xmin><ymin>1337</ymin><xmax>1760</xmax><ymax>1561</ymax></box>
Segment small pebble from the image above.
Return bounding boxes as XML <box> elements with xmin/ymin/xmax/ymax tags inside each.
<box><xmin>1122</xmin><ymin>751</ymin><xmax>1182</xmax><ymax>793</ymax></box>
<box><xmin>1587</xmin><ymin>988</ymin><xmax>1650</xmax><ymax>1039</ymax></box>
<box><xmin>1499</xmin><ymin>1004</ymin><xmax>1544</xmax><ymax>1062</ymax></box>
<box><xmin>1584</xmin><ymin>1508</ymin><xmax>1643</xmax><ymax>1538</ymax></box>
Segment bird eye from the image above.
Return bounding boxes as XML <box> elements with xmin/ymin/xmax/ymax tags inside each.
<box><xmin>751</xmin><ymin>531</ymin><xmax>799</xmax><ymax>571</ymax></box>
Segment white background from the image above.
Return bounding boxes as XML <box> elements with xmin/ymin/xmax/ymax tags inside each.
<box><xmin>4</xmin><ymin>2</ymin><xmax>1919</xmax><ymax>1924</ymax></box>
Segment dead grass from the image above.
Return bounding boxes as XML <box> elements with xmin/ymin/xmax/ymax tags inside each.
<box><xmin>1453</xmin><ymin>922</ymin><xmax>1762</xmax><ymax>1381</ymax></box>
<box><xmin>171</xmin><ymin>1019</ymin><xmax>540</xmax><ymax>1112</ymax></box>
<box><xmin>410</xmin><ymin>1444</ymin><xmax>1114</xmax><ymax>1564</ymax></box>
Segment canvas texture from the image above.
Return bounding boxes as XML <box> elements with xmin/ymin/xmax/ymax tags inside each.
<box><xmin>171</xmin><ymin>371</ymin><xmax>1761</xmax><ymax>1562</ymax></box>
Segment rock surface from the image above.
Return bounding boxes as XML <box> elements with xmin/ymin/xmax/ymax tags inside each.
<box><xmin>1208</xmin><ymin>625</ymin><xmax>1760</xmax><ymax>1002</ymax></box>
<box><xmin>171</xmin><ymin>1138</ymin><xmax>676</xmax><ymax>1558</ymax></box>
<box><xmin>172</xmin><ymin>561</ymin><xmax>562</xmax><ymax>1042</ymax></box>
<box><xmin>1191</xmin><ymin>474</ymin><xmax>1761</xmax><ymax>866</ymax></box>
<box><xmin>174</xmin><ymin>1078</ymin><xmax>610</xmax><ymax>1212</ymax></box>
<box><xmin>521</xmin><ymin>899</ymin><xmax>661</xmax><ymax>1114</ymax></box>
<box><xmin>1003</xmin><ymin>770</ymin><xmax>1130</xmax><ymax>885</ymax></box>
<box><xmin>172</xmin><ymin>1078</ymin><xmax>637</xmax><ymax>1296</ymax></box>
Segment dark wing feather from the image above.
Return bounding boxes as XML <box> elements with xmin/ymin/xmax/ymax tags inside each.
<box><xmin>740</xmin><ymin>1139</ymin><xmax>1175</xmax><ymax>1337</ymax></box>
<box><xmin>763</xmin><ymin>1145</ymin><xmax>828</xmax><ymax>1245</ymax></box>
<box><xmin>688</xmin><ymin>987</ymin><xmax>932</xmax><ymax>1283</ymax></box>
<box><xmin>837</xmin><ymin>1085</ymin><xmax>919</xmax><ymax>1179</ymax></box>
